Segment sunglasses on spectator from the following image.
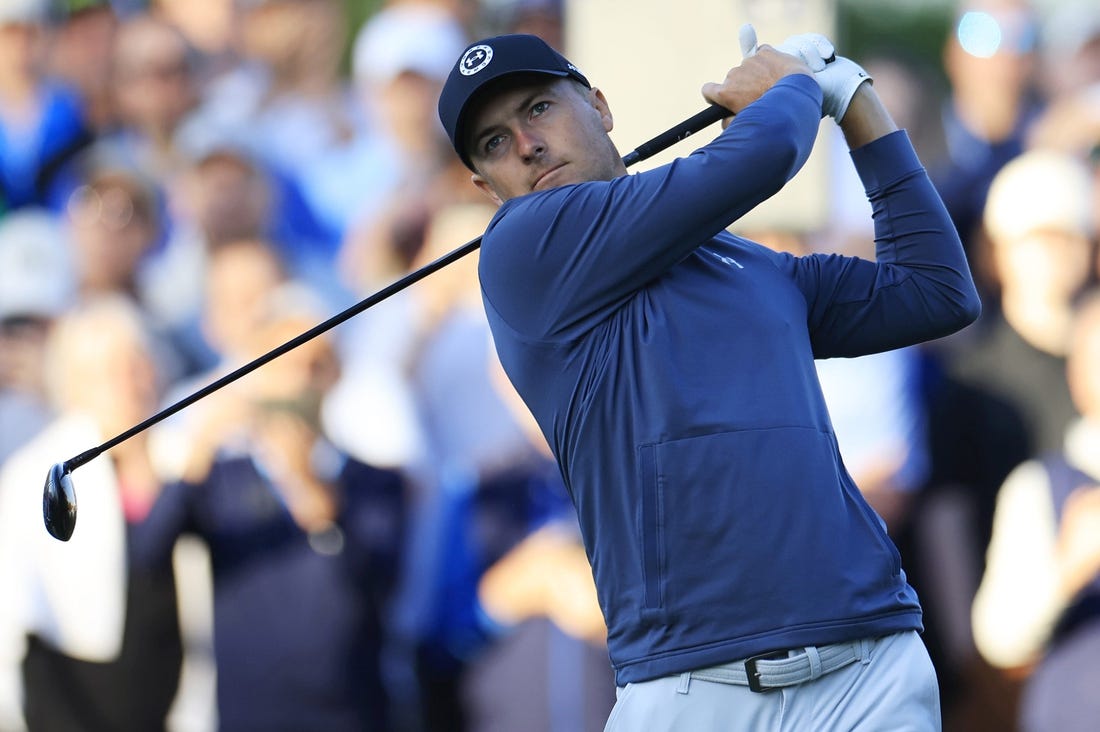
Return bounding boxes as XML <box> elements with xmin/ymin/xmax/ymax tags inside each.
<box><xmin>117</xmin><ymin>59</ymin><xmax>190</xmax><ymax>82</ymax></box>
<box><xmin>67</xmin><ymin>183</ymin><xmax>150</xmax><ymax>231</ymax></box>
<box><xmin>0</xmin><ymin>315</ymin><xmax>52</xmax><ymax>336</ymax></box>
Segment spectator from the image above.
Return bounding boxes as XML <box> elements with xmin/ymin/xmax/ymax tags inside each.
<box><xmin>191</xmin><ymin>237</ymin><xmax>290</xmax><ymax>377</ymax></box>
<box><xmin>496</xmin><ymin>0</ymin><xmax>564</xmax><ymax>51</ymax></box>
<box><xmin>132</xmin><ymin>288</ymin><xmax>408</xmax><ymax>732</ymax></box>
<box><xmin>225</xmin><ymin>0</ymin><xmax>356</xmax><ymax>174</ymax></box>
<box><xmin>104</xmin><ymin>9</ymin><xmax>201</xmax><ymax>184</ymax></box>
<box><xmin>972</xmin><ymin>289</ymin><xmax>1100</xmax><ymax>731</ymax></box>
<box><xmin>930</xmin><ymin>0</ymin><xmax>1045</xmax><ymax>294</ymax></box>
<box><xmin>0</xmin><ymin>0</ymin><xmax>95</xmax><ymax>212</ymax></box>
<box><xmin>46</xmin><ymin>0</ymin><xmax>121</xmax><ymax>134</ymax></box>
<box><xmin>332</xmin><ymin>1</ymin><xmax>471</xmax><ymax>287</ymax></box>
<box><xmin>139</xmin><ymin>126</ymin><xmax>340</xmax><ymax>373</ymax></box>
<box><xmin>148</xmin><ymin>237</ymin><xmax>300</xmax><ymax>732</ymax></box>
<box><xmin>949</xmin><ymin>149</ymin><xmax>1094</xmax><ymax>456</ymax></box>
<box><xmin>929</xmin><ymin>147</ymin><xmax>1094</xmax><ymax>547</ymax></box>
<box><xmin>920</xmin><ymin>145</ymin><xmax>1095</xmax><ymax>730</ymax></box>
<box><xmin>153</xmin><ymin>0</ymin><xmax>238</xmax><ymax>82</ymax></box>
<box><xmin>460</xmin><ymin>351</ymin><xmax>616</xmax><ymax>732</ymax></box>
<box><xmin>140</xmin><ymin>134</ymin><xmax>275</xmax><ymax>351</ymax></box>
<box><xmin>0</xmin><ymin>295</ymin><xmax>184</xmax><ymax>732</ymax></box>
<box><xmin>405</xmin><ymin>202</ymin><xmax>536</xmax><ymax>481</ymax></box>
<box><xmin>1035</xmin><ymin>0</ymin><xmax>1100</xmax><ymax>100</ymax></box>
<box><xmin>188</xmin><ymin>0</ymin><xmax>361</xmax><ymax>252</ymax></box>
<box><xmin>377</xmin><ymin>202</ymin><xmax>544</xmax><ymax>730</ymax></box>
<box><xmin>0</xmin><ymin>209</ymin><xmax>74</xmax><ymax>464</ymax></box>
<box><xmin>462</xmin><ymin>519</ymin><xmax>615</xmax><ymax>732</ymax></box>
<box><xmin>67</xmin><ymin>152</ymin><xmax>160</xmax><ymax>303</ymax></box>
<box><xmin>64</xmin><ymin>147</ymin><xmax>203</xmax><ymax>384</ymax></box>
<box><xmin>151</xmin><ymin>236</ymin><xmax>291</xmax><ymax>480</ymax></box>
<box><xmin>1026</xmin><ymin>4</ymin><xmax>1100</xmax><ymax>162</ymax></box>
<box><xmin>328</xmin><ymin>9</ymin><xmax>493</xmax><ymax>491</ymax></box>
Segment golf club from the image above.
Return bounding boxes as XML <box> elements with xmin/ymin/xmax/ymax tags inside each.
<box><xmin>42</xmin><ymin>102</ymin><xmax>732</xmax><ymax>541</ymax></box>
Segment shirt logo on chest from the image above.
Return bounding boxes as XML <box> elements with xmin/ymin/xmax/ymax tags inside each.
<box><xmin>705</xmin><ymin>249</ymin><xmax>744</xmax><ymax>269</ymax></box>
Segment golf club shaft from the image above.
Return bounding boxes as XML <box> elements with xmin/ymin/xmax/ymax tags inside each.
<box><xmin>62</xmin><ymin>102</ymin><xmax>733</xmax><ymax>472</ymax></box>
<box><xmin>621</xmin><ymin>104</ymin><xmax>730</xmax><ymax>167</ymax></box>
<box><xmin>63</xmin><ymin>237</ymin><xmax>481</xmax><ymax>472</ymax></box>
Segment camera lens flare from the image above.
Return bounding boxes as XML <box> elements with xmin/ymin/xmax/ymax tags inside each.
<box><xmin>957</xmin><ymin>11</ymin><xmax>1002</xmax><ymax>58</ymax></box>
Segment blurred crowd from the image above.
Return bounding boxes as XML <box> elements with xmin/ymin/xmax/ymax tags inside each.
<box><xmin>0</xmin><ymin>0</ymin><xmax>1097</xmax><ymax>730</ymax></box>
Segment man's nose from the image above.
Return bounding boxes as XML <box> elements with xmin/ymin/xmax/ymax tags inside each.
<box><xmin>515</xmin><ymin>128</ymin><xmax>546</xmax><ymax>162</ymax></box>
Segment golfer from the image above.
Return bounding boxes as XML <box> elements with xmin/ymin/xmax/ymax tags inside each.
<box><xmin>437</xmin><ymin>29</ymin><xmax>980</xmax><ymax>730</ymax></box>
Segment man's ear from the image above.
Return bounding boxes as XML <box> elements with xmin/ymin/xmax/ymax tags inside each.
<box><xmin>471</xmin><ymin>173</ymin><xmax>503</xmax><ymax>206</ymax></box>
<box><xmin>591</xmin><ymin>87</ymin><xmax>614</xmax><ymax>133</ymax></box>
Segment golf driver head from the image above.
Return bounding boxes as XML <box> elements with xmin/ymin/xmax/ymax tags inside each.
<box><xmin>43</xmin><ymin>462</ymin><xmax>77</xmax><ymax>541</ymax></box>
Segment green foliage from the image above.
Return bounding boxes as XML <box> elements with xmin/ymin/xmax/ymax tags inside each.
<box><xmin>340</xmin><ymin>0</ymin><xmax>387</xmax><ymax>75</ymax></box>
<box><xmin>838</xmin><ymin>0</ymin><xmax>953</xmax><ymax>83</ymax></box>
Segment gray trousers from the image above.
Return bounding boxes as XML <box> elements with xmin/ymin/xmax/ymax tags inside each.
<box><xmin>604</xmin><ymin>631</ymin><xmax>940</xmax><ymax>731</ymax></box>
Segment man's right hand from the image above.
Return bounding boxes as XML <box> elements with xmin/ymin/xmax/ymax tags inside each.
<box><xmin>701</xmin><ymin>26</ymin><xmax>815</xmax><ymax>116</ymax></box>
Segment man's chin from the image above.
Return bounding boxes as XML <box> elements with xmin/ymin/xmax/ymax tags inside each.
<box><xmin>533</xmin><ymin>164</ymin><xmax>569</xmax><ymax>191</ymax></box>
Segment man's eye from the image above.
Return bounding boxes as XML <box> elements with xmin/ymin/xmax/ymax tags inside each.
<box><xmin>531</xmin><ymin>101</ymin><xmax>550</xmax><ymax>117</ymax></box>
<box><xmin>484</xmin><ymin>134</ymin><xmax>504</xmax><ymax>154</ymax></box>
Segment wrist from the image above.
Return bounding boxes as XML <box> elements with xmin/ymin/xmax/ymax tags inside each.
<box><xmin>839</xmin><ymin>83</ymin><xmax>897</xmax><ymax>149</ymax></box>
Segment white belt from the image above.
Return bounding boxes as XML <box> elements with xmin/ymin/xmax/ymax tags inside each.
<box><xmin>680</xmin><ymin>639</ymin><xmax>870</xmax><ymax>693</ymax></box>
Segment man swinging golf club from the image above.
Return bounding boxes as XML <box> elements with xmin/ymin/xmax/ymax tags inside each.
<box><xmin>436</xmin><ymin>25</ymin><xmax>980</xmax><ymax>730</ymax></box>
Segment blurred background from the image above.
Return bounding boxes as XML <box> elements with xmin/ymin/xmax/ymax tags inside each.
<box><xmin>0</xmin><ymin>0</ymin><xmax>1098</xmax><ymax>730</ymax></box>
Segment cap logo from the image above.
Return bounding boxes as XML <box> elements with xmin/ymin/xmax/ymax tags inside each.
<box><xmin>460</xmin><ymin>45</ymin><xmax>493</xmax><ymax>76</ymax></box>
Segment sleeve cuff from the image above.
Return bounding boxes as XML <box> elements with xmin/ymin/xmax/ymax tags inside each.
<box><xmin>776</xmin><ymin>72</ymin><xmax>824</xmax><ymax>106</ymax></box>
<box><xmin>850</xmin><ymin>129</ymin><xmax>922</xmax><ymax>194</ymax></box>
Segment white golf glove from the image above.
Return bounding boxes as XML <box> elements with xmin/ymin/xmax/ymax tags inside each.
<box><xmin>773</xmin><ymin>29</ymin><xmax>873</xmax><ymax>122</ymax></box>
<box><xmin>739</xmin><ymin>23</ymin><xmax>759</xmax><ymax>58</ymax></box>
<box><xmin>775</xmin><ymin>32</ymin><xmax>835</xmax><ymax>71</ymax></box>
<box><xmin>815</xmin><ymin>55</ymin><xmax>872</xmax><ymax>122</ymax></box>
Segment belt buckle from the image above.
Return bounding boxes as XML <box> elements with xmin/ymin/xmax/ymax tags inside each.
<box><xmin>744</xmin><ymin>651</ymin><xmax>785</xmax><ymax>693</ymax></box>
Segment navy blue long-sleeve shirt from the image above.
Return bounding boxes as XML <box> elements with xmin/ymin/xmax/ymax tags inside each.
<box><xmin>477</xmin><ymin>74</ymin><xmax>981</xmax><ymax>685</ymax></box>
<box><xmin>132</xmin><ymin>453</ymin><xmax>406</xmax><ymax>731</ymax></box>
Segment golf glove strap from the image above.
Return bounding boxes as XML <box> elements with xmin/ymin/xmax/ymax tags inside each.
<box><xmin>774</xmin><ymin>33</ymin><xmax>871</xmax><ymax>121</ymax></box>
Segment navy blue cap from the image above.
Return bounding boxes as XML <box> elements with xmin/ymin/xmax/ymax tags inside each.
<box><xmin>438</xmin><ymin>34</ymin><xmax>590</xmax><ymax>169</ymax></box>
